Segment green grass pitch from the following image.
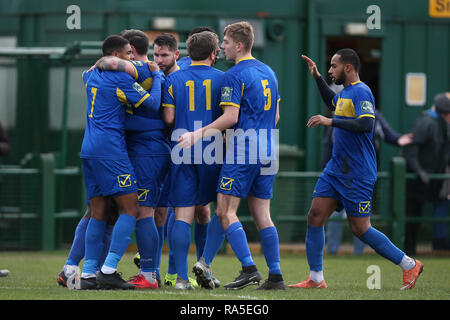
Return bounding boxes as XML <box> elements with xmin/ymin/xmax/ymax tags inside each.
<box><xmin>0</xmin><ymin>251</ymin><xmax>448</xmax><ymax>300</ymax></box>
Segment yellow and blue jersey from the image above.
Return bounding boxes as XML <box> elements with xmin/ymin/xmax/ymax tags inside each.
<box><xmin>80</xmin><ymin>68</ymin><xmax>152</xmax><ymax>160</ymax></box>
<box><xmin>219</xmin><ymin>57</ymin><xmax>280</xmax><ymax>163</ymax></box>
<box><xmin>326</xmin><ymin>81</ymin><xmax>377</xmax><ymax>180</ymax></box>
<box><xmin>162</xmin><ymin>63</ymin><xmax>224</xmax><ymax>139</ymax></box>
<box><xmin>162</xmin><ymin>63</ymin><xmax>224</xmax><ymax>206</ymax></box>
<box><xmin>123</xmin><ymin>60</ymin><xmax>168</xmax><ymax>156</ymax></box>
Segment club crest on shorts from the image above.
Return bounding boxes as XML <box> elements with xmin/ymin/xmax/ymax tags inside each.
<box><xmin>358</xmin><ymin>201</ymin><xmax>371</xmax><ymax>214</ymax></box>
<box><xmin>117</xmin><ymin>174</ymin><xmax>132</xmax><ymax>187</ymax></box>
<box><xmin>219</xmin><ymin>177</ymin><xmax>234</xmax><ymax>190</ymax></box>
<box><xmin>137</xmin><ymin>188</ymin><xmax>149</xmax><ymax>201</ymax></box>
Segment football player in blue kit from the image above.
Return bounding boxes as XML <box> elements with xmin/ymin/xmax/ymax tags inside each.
<box><xmin>178</xmin><ymin>21</ymin><xmax>284</xmax><ymax>290</ymax></box>
<box><xmin>95</xmin><ymin>29</ymin><xmax>167</xmax><ymax>289</ymax></box>
<box><xmin>288</xmin><ymin>50</ymin><xmax>422</xmax><ymax>290</ymax></box>
<box><xmin>78</xmin><ymin>35</ymin><xmax>161</xmax><ymax>290</ymax></box>
<box><xmin>161</xmin><ymin>31</ymin><xmax>224</xmax><ymax>290</ymax></box>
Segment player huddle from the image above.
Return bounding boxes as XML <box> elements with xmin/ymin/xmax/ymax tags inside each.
<box><xmin>57</xmin><ymin>21</ymin><xmax>423</xmax><ymax>292</ymax></box>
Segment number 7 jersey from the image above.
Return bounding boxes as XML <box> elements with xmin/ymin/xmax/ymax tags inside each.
<box><xmin>80</xmin><ymin>69</ymin><xmax>151</xmax><ymax>160</ymax></box>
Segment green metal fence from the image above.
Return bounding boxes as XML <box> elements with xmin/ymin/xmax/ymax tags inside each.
<box><xmin>0</xmin><ymin>156</ymin><xmax>448</xmax><ymax>251</ymax></box>
<box><xmin>0</xmin><ymin>153</ymin><xmax>84</xmax><ymax>251</ymax></box>
<box><xmin>239</xmin><ymin>157</ymin><xmax>450</xmax><ymax>250</ymax></box>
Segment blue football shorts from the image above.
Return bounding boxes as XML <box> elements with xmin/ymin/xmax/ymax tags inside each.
<box><xmin>217</xmin><ymin>162</ymin><xmax>275</xmax><ymax>199</ymax></box>
<box><xmin>82</xmin><ymin>158</ymin><xmax>137</xmax><ymax>200</ymax></box>
<box><xmin>169</xmin><ymin>163</ymin><xmax>221</xmax><ymax>207</ymax></box>
<box><xmin>157</xmin><ymin>170</ymin><xmax>171</xmax><ymax>207</ymax></box>
<box><xmin>129</xmin><ymin>154</ymin><xmax>170</xmax><ymax>208</ymax></box>
<box><xmin>312</xmin><ymin>171</ymin><xmax>376</xmax><ymax>217</ymax></box>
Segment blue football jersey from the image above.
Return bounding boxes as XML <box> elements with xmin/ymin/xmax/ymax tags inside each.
<box><xmin>219</xmin><ymin>57</ymin><xmax>280</xmax><ymax>163</ymax></box>
<box><xmin>162</xmin><ymin>63</ymin><xmax>224</xmax><ymax>133</ymax></box>
<box><xmin>123</xmin><ymin>59</ymin><xmax>168</xmax><ymax>156</ymax></box>
<box><xmin>80</xmin><ymin>69</ymin><xmax>152</xmax><ymax>160</ymax></box>
<box><xmin>326</xmin><ymin>81</ymin><xmax>377</xmax><ymax>180</ymax></box>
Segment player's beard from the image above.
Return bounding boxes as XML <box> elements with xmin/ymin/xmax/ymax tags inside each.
<box><xmin>162</xmin><ymin>58</ymin><xmax>176</xmax><ymax>74</ymax></box>
<box><xmin>334</xmin><ymin>70</ymin><xmax>346</xmax><ymax>85</ymax></box>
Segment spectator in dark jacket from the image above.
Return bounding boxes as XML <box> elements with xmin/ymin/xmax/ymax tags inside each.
<box><xmin>402</xmin><ymin>92</ymin><xmax>450</xmax><ymax>255</ymax></box>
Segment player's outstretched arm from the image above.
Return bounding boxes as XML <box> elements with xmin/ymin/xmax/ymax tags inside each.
<box><xmin>95</xmin><ymin>56</ymin><xmax>137</xmax><ymax>79</ymax></box>
<box><xmin>332</xmin><ymin>116</ymin><xmax>374</xmax><ymax>133</ymax></box>
<box><xmin>301</xmin><ymin>55</ymin><xmax>335</xmax><ymax>111</ymax></box>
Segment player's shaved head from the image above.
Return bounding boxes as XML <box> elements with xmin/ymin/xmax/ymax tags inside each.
<box><xmin>102</xmin><ymin>35</ymin><xmax>130</xmax><ymax>57</ymax></box>
<box><xmin>335</xmin><ymin>48</ymin><xmax>360</xmax><ymax>73</ymax></box>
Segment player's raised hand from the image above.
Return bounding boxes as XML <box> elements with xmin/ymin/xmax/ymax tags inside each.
<box><xmin>301</xmin><ymin>55</ymin><xmax>321</xmax><ymax>79</ymax></box>
<box><xmin>307</xmin><ymin>114</ymin><xmax>332</xmax><ymax>128</ymax></box>
<box><xmin>147</xmin><ymin>61</ymin><xmax>160</xmax><ymax>73</ymax></box>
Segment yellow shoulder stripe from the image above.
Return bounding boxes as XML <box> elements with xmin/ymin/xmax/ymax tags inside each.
<box><xmin>358</xmin><ymin>114</ymin><xmax>375</xmax><ymax>119</ymax></box>
<box><xmin>140</xmin><ymin>77</ymin><xmax>154</xmax><ymax>91</ymax></box>
<box><xmin>134</xmin><ymin>93</ymin><xmax>150</xmax><ymax>108</ymax></box>
<box><xmin>116</xmin><ymin>88</ymin><xmax>128</xmax><ymax>104</ymax></box>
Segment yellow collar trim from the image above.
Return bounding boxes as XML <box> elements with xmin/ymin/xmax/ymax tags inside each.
<box><xmin>236</xmin><ymin>56</ymin><xmax>255</xmax><ymax>64</ymax></box>
<box><xmin>190</xmin><ymin>62</ymin><xmax>210</xmax><ymax>67</ymax></box>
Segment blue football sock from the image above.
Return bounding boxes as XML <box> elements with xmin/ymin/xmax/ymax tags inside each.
<box><xmin>194</xmin><ymin>222</ymin><xmax>208</xmax><ymax>261</ymax></box>
<box><xmin>103</xmin><ymin>214</ymin><xmax>136</xmax><ymax>270</ymax></box>
<box><xmin>166</xmin><ymin>211</ymin><xmax>177</xmax><ymax>275</ymax></box>
<box><xmin>98</xmin><ymin>224</ymin><xmax>113</xmax><ymax>269</ymax></box>
<box><xmin>202</xmin><ymin>214</ymin><xmax>225</xmax><ymax>266</ymax></box>
<box><xmin>82</xmin><ymin>218</ymin><xmax>107</xmax><ymax>275</ymax></box>
<box><xmin>155</xmin><ymin>226</ymin><xmax>164</xmax><ymax>278</ymax></box>
<box><xmin>136</xmin><ymin>217</ymin><xmax>159</xmax><ymax>272</ymax></box>
<box><xmin>260</xmin><ymin>226</ymin><xmax>281</xmax><ymax>275</ymax></box>
<box><xmin>164</xmin><ymin>207</ymin><xmax>175</xmax><ymax>240</ymax></box>
<box><xmin>359</xmin><ymin>227</ymin><xmax>404</xmax><ymax>264</ymax></box>
<box><xmin>66</xmin><ymin>217</ymin><xmax>89</xmax><ymax>266</ymax></box>
<box><xmin>306</xmin><ymin>225</ymin><xmax>325</xmax><ymax>271</ymax></box>
<box><xmin>226</xmin><ymin>222</ymin><xmax>254</xmax><ymax>267</ymax></box>
<box><xmin>172</xmin><ymin>220</ymin><xmax>191</xmax><ymax>280</ymax></box>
